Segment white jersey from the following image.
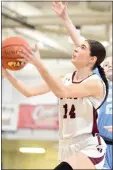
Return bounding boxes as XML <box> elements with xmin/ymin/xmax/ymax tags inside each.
<box><xmin>59</xmin><ymin>72</ymin><xmax>106</xmax><ymax>139</ymax></box>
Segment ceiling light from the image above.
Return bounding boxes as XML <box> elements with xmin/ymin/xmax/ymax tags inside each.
<box><xmin>19</xmin><ymin>147</ymin><xmax>46</xmax><ymax>154</ymax></box>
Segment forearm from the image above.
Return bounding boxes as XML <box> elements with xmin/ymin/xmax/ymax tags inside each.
<box><xmin>3</xmin><ymin>71</ymin><xmax>50</xmax><ymax>97</ymax></box>
<box><xmin>3</xmin><ymin>71</ymin><xmax>30</xmax><ymax>97</ymax></box>
<box><xmin>34</xmin><ymin>60</ymin><xmax>66</xmax><ymax>98</ymax></box>
<box><xmin>61</xmin><ymin>16</ymin><xmax>81</xmax><ymax>47</ymax></box>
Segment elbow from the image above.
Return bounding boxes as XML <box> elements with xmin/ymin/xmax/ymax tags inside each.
<box><xmin>55</xmin><ymin>93</ymin><xmax>63</xmax><ymax>98</ymax></box>
<box><xmin>24</xmin><ymin>92</ymin><xmax>32</xmax><ymax>98</ymax></box>
<box><xmin>55</xmin><ymin>90</ymin><xmax>67</xmax><ymax>98</ymax></box>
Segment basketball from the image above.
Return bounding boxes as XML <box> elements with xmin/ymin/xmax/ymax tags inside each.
<box><xmin>2</xmin><ymin>37</ymin><xmax>32</xmax><ymax>71</ymax></box>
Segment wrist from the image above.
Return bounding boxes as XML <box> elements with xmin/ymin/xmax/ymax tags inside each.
<box><xmin>35</xmin><ymin>60</ymin><xmax>50</xmax><ymax>79</ymax></box>
<box><xmin>61</xmin><ymin>16</ymin><xmax>72</xmax><ymax>26</ymax></box>
<box><xmin>34</xmin><ymin>59</ymin><xmax>45</xmax><ymax>72</ymax></box>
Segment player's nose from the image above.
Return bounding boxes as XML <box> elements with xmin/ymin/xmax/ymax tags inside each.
<box><xmin>108</xmin><ymin>65</ymin><xmax>112</xmax><ymax>69</ymax></box>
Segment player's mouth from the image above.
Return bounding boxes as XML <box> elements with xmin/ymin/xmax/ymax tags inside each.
<box><xmin>72</xmin><ymin>53</ymin><xmax>77</xmax><ymax>59</ymax></box>
<box><xmin>72</xmin><ymin>55</ymin><xmax>76</xmax><ymax>59</ymax></box>
<box><xmin>72</xmin><ymin>49</ymin><xmax>77</xmax><ymax>59</ymax></box>
<box><xmin>107</xmin><ymin>69</ymin><xmax>112</xmax><ymax>73</ymax></box>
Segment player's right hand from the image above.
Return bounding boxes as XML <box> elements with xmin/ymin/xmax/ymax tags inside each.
<box><xmin>52</xmin><ymin>0</ymin><xmax>68</xmax><ymax>20</ymax></box>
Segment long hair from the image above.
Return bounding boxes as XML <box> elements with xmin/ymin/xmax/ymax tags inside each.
<box><xmin>86</xmin><ymin>40</ymin><xmax>109</xmax><ymax>109</ymax></box>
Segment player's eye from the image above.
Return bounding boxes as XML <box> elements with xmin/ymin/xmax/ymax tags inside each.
<box><xmin>104</xmin><ymin>64</ymin><xmax>108</xmax><ymax>67</ymax></box>
<box><xmin>81</xmin><ymin>45</ymin><xmax>86</xmax><ymax>50</ymax></box>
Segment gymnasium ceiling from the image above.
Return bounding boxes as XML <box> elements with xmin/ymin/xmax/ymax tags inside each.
<box><xmin>2</xmin><ymin>1</ymin><xmax>112</xmax><ymax>75</ymax></box>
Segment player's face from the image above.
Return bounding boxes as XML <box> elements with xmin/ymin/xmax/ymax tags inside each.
<box><xmin>71</xmin><ymin>41</ymin><xmax>96</xmax><ymax>69</ymax></box>
<box><xmin>102</xmin><ymin>57</ymin><xmax>112</xmax><ymax>81</ymax></box>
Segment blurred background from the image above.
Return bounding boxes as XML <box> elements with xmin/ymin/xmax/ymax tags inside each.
<box><xmin>2</xmin><ymin>1</ymin><xmax>112</xmax><ymax>169</ymax></box>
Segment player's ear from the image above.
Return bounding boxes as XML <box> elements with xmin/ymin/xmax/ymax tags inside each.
<box><xmin>89</xmin><ymin>56</ymin><xmax>97</xmax><ymax>65</ymax></box>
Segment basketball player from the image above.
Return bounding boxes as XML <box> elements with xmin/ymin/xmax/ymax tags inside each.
<box><xmin>2</xmin><ymin>3</ymin><xmax>109</xmax><ymax>170</ymax></box>
<box><xmin>2</xmin><ymin>41</ymin><xmax>109</xmax><ymax>170</ymax></box>
<box><xmin>98</xmin><ymin>57</ymin><xmax>112</xmax><ymax>169</ymax></box>
<box><xmin>52</xmin><ymin>2</ymin><xmax>112</xmax><ymax>132</ymax></box>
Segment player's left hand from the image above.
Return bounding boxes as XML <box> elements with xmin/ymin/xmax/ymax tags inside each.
<box><xmin>20</xmin><ymin>44</ymin><xmax>41</xmax><ymax>65</ymax></box>
<box><xmin>52</xmin><ymin>0</ymin><xmax>68</xmax><ymax>20</ymax></box>
<box><xmin>28</xmin><ymin>44</ymin><xmax>41</xmax><ymax>65</ymax></box>
<box><xmin>104</xmin><ymin>126</ymin><xmax>113</xmax><ymax>132</ymax></box>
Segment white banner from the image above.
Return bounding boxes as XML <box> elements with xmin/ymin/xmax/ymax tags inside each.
<box><xmin>2</xmin><ymin>104</ymin><xmax>19</xmax><ymax>131</ymax></box>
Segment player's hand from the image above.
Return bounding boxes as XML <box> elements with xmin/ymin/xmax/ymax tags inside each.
<box><xmin>104</xmin><ymin>126</ymin><xmax>113</xmax><ymax>132</ymax></box>
<box><xmin>52</xmin><ymin>0</ymin><xmax>68</xmax><ymax>20</ymax></box>
<box><xmin>22</xmin><ymin>44</ymin><xmax>41</xmax><ymax>65</ymax></box>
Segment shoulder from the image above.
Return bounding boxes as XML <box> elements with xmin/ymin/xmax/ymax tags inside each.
<box><xmin>64</xmin><ymin>73</ymin><xmax>73</xmax><ymax>79</ymax></box>
<box><xmin>62</xmin><ymin>73</ymin><xmax>73</xmax><ymax>82</ymax></box>
<box><xmin>83</xmin><ymin>74</ymin><xmax>104</xmax><ymax>88</ymax></box>
<box><xmin>82</xmin><ymin>74</ymin><xmax>105</xmax><ymax>98</ymax></box>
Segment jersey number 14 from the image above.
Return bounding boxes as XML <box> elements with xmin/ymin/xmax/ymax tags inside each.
<box><xmin>63</xmin><ymin>104</ymin><xmax>76</xmax><ymax>118</ymax></box>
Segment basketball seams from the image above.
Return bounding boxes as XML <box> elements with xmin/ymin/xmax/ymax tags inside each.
<box><xmin>2</xmin><ymin>44</ymin><xmax>32</xmax><ymax>56</ymax></box>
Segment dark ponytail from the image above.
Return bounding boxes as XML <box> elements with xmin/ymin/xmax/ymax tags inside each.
<box><xmin>97</xmin><ymin>65</ymin><xmax>109</xmax><ymax>109</ymax></box>
<box><xmin>86</xmin><ymin>39</ymin><xmax>109</xmax><ymax>109</ymax></box>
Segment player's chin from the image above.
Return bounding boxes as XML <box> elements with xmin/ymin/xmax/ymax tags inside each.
<box><xmin>71</xmin><ymin>59</ymin><xmax>77</xmax><ymax>67</ymax></box>
<box><xmin>71</xmin><ymin>55</ymin><xmax>76</xmax><ymax>62</ymax></box>
<box><xmin>71</xmin><ymin>59</ymin><xmax>76</xmax><ymax>64</ymax></box>
<box><xmin>106</xmin><ymin>72</ymin><xmax>112</xmax><ymax>81</ymax></box>
<box><xmin>106</xmin><ymin>70</ymin><xmax>112</xmax><ymax>76</ymax></box>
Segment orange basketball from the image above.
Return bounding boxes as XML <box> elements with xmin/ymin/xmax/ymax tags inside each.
<box><xmin>2</xmin><ymin>37</ymin><xmax>32</xmax><ymax>71</ymax></box>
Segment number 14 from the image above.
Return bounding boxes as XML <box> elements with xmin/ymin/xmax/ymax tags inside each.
<box><xmin>63</xmin><ymin>104</ymin><xmax>76</xmax><ymax>118</ymax></box>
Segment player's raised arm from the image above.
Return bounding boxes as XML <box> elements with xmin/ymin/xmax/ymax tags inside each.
<box><xmin>22</xmin><ymin>43</ymin><xmax>105</xmax><ymax>100</ymax></box>
<box><xmin>2</xmin><ymin>67</ymin><xmax>50</xmax><ymax>97</ymax></box>
<box><xmin>52</xmin><ymin>1</ymin><xmax>82</xmax><ymax>47</ymax></box>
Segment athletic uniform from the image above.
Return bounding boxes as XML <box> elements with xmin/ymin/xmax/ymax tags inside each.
<box><xmin>58</xmin><ymin>72</ymin><xmax>106</xmax><ymax>169</ymax></box>
<box><xmin>98</xmin><ymin>81</ymin><xmax>112</xmax><ymax>169</ymax></box>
